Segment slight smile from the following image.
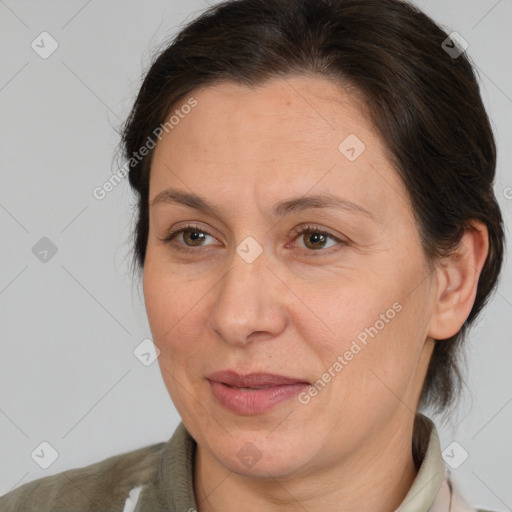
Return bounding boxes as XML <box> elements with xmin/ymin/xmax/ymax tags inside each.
<box><xmin>207</xmin><ymin>371</ymin><xmax>310</xmax><ymax>415</ymax></box>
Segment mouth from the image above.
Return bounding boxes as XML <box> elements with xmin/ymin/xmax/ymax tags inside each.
<box><xmin>206</xmin><ymin>370</ymin><xmax>310</xmax><ymax>415</ymax></box>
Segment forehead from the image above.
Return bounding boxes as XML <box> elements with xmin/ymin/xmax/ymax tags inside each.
<box><xmin>160</xmin><ymin>76</ymin><xmax>373</xmax><ymax>153</ymax></box>
<box><xmin>149</xmin><ymin>75</ymin><xmax>410</xmax><ymax>219</ymax></box>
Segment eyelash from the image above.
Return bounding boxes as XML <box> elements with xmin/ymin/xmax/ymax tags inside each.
<box><xmin>162</xmin><ymin>223</ymin><xmax>347</xmax><ymax>256</ymax></box>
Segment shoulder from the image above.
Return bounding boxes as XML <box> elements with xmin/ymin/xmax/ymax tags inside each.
<box><xmin>0</xmin><ymin>441</ymin><xmax>166</xmax><ymax>512</ymax></box>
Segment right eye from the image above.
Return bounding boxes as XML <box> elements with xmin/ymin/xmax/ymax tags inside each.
<box><xmin>163</xmin><ymin>223</ymin><xmax>220</xmax><ymax>252</ymax></box>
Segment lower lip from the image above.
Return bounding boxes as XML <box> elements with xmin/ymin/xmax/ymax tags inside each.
<box><xmin>208</xmin><ymin>380</ymin><xmax>309</xmax><ymax>415</ymax></box>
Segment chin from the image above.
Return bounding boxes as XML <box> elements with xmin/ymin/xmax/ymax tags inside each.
<box><xmin>203</xmin><ymin>426</ymin><xmax>317</xmax><ymax>479</ymax></box>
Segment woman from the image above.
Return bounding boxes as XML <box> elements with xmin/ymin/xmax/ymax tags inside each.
<box><xmin>0</xmin><ymin>0</ymin><xmax>504</xmax><ymax>511</ymax></box>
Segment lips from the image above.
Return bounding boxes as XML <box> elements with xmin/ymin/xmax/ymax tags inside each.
<box><xmin>206</xmin><ymin>370</ymin><xmax>310</xmax><ymax>415</ymax></box>
<box><xmin>207</xmin><ymin>370</ymin><xmax>310</xmax><ymax>388</ymax></box>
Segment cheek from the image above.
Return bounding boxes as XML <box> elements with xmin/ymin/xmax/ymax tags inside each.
<box><xmin>144</xmin><ymin>261</ymin><xmax>200</xmax><ymax>342</ymax></box>
<box><xmin>143</xmin><ymin>272</ymin><xmax>195</xmax><ymax>392</ymax></box>
<box><xmin>294</xmin><ymin>273</ymin><xmax>403</xmax><ymax>355</ymax></box>
<box><xmin>143</xmin><ymin>265</ymin><xmax>208</xmax><ymax>411</ymax></box>
<box><xmin>143</xmin><ymin>262</ymin><xmax>221</xmax><ymax>381</ymax></box>
<box><xmin>299</xmin><ymin>269</ymin><xmax>427</xmax><ymax>405</ymax></box>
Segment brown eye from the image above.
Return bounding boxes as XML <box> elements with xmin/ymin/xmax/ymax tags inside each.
<box><xmin>302</xmin><ymin>231</ymin><xmax>330</xmax><ymax>250</ymax></box>
<box><xmin>181</xmin><ymin>229</ymin><xmax>208</xmax><ymax>246</ymax></box>
<box><xmin>291</xmin><ymin>224</ymin><xmax>347</xmax><ymax>255</ymax></box>
<box><xmin>163</xmin><ymin>224</ymin><xmax>218</xmax><ymax>251</ymax></box>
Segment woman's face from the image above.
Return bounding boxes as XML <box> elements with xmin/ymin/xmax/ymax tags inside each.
<box><xmin>143</xmin><ymin>75</ymin><xmax>439</xmax><ymax>477</ymax></box>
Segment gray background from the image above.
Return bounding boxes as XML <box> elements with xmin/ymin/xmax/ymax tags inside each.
<box><xmin>0</xmin><ymin>0</ymin><xmax>511</xmax><ymax>510</ymax></box>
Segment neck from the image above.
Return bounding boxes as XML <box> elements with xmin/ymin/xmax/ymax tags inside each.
<box><xmin>193</xmin><ymin>413</ymin><xmax>419</xmax><ymax>512</ymax></box>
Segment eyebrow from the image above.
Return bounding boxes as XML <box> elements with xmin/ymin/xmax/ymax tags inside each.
<box><xmin>151</xmin><ymin>188</ymin><xmax>375</xmax><ymax>220</ymax></box>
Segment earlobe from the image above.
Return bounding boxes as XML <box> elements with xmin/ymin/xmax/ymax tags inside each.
<box><xmin>427</xmin><ymin>220</ymin><xmax>489</xmax><ymax>340</ymax></box>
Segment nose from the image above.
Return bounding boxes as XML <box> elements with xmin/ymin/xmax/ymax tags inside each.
<box><xmin>207</xmin><ymin>244</ymin><xmax>287</xmax><ymax>347</ymax></box>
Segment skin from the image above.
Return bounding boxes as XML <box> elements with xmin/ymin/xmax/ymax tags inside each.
<box><xmin>143</xmin><ymin>75</ymin><xmax>489</xmax><ymax>512</ymax></box>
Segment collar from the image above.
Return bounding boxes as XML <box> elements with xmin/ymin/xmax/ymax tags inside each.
<box><xmin>135</xmin><ymin>413</ymin><xmax>453</xmax><ymax>512</ymax></box>
<box><xmin>397</xmin><ymin>414</ymin><xmax>446</xmax><ymax>511</ymax></box>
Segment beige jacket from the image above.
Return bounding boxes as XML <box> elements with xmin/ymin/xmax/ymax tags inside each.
<box><xmin>0</xmin><ymin>414</ymin><xmax>493</xmax><ymax>511</ymax></box>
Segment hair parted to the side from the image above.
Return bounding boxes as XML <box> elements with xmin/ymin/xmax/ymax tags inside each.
<box><xmin>118</xmin><ymin>0</ymin><xmax>505</xmax><ymax>415</ymax></box>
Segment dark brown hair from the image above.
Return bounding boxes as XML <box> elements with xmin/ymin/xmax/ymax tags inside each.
<box><xmin>119</xmin><ymin>0</ymin><xmax>505</xmax><ymax>414</ymax></box>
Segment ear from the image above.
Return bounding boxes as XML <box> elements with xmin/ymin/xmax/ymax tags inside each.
<box><xmin>427</xmin><ymin>220</ymin><xmax>489</xmax><ymax>341</ymax></box>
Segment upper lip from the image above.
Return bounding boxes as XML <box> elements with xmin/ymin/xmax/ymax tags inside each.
<box><xmin>207</xmin><ymin>370</ymin><xmax>310</xmax><ymax>387</ymax></box>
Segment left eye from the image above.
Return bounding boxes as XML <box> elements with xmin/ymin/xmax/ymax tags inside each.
<box><xmin>291</xmin><ymin>226</ymin><xmax>343</xmax><ymax>252</ymax></box>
